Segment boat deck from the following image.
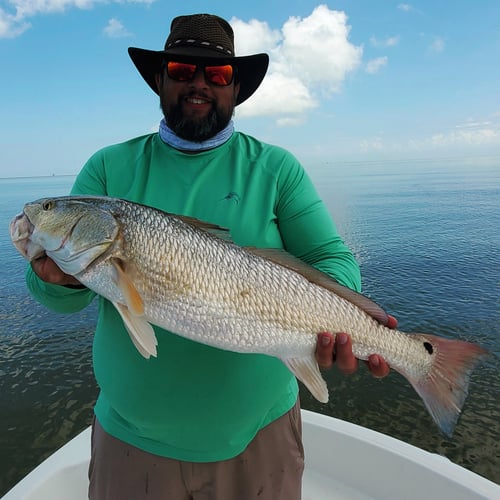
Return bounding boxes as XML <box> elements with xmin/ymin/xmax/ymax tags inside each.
<box><xmin>3</xmin><ymin>410</ymin><xmax>499</xmax><ymax>499</ymax></box>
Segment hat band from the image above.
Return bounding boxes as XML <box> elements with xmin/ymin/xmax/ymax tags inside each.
<box><xmin>166</xmin><ymin>38</ymin><xmax>234</xmax><ymax>56</ymax></box>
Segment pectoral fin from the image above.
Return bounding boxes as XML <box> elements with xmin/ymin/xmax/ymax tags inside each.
<box><xmin>113</xmin><ymin>302</ymin><xmax>158</xmax><ymax>358</ymax></box>
<box><xmin>111</xmin><ymin>258</ymin><xmax>144</xmax><ymax>316</ymax></box>
<box><xmin>110</xmin><ymin>260</ymin><xmax>156</xmax><ymax>358</ymax></box>
<box><xmin>283</xmin><ymin>356</ymin><xmax>329</xmax><ymax>403</ymax></box>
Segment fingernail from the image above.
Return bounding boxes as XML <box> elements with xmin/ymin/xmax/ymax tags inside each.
<box><xmin>386</xmin><ymin>315</ymin><xmax>398</xmax><ymax>329</ymax></box>
<box><xmin>321</xmin><ymin>334</ymin><xmax>331</xmax><ymax>346</ymax></box>
<box><xmin>370</xmin><ymin>355</ymin><xmax>380</xmax><ymax>367</ymax></box>
<box><xmin>337</xmin><ymin>333</ymin><xmax>348</xmax><ymax>345</ymax></box>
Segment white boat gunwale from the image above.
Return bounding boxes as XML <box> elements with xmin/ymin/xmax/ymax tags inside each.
<box><xmin>2</xmin><ymin>410</ymin><xmax>499</xmax><ymax>500</ymax></box>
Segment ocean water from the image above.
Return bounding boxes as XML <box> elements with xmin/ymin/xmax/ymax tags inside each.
<box><xmin>0</xmin><ymin>161</ymin><xmax>499</xmax><ymax>495</ymax></box>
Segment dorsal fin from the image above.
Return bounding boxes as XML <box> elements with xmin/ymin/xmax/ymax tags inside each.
<box><xmin>175</xmin><ymin>215</ymin><xmax>233</xmax><ymax>242</ymax></box>
<box><xmin>247</xmin><ymin>248</ymin><xmax>389</xmax><ymax>326</ymax></box>
<box><xmin>172</xmin><ymin>212</ymin><xmax>389</xmax><ymax>326</ymax></box>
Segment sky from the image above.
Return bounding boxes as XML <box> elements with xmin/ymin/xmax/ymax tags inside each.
<box><xmin>1</xmin><ymin>0</ymin><xmax>499</xmax><ymax>177</ymax></box>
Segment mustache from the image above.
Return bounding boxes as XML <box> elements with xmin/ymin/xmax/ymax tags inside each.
<box><xmin>180</xmin><ymin>90</ymin><xmax>214</xmax><ymax>102</ymax></box>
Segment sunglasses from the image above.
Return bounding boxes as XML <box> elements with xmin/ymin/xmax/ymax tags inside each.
<box><xmin>166</xmin><ymin>61</ymin><xmax>235</xmax><ymax>86</ymax></box>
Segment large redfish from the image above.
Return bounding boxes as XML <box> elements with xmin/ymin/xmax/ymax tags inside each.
<box><xmin>10</xmin><ymin>196</ymin><xmax>488</xmax><ymax>437</ymax></box>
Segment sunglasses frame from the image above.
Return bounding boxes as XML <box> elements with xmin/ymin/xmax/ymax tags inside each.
<box><xmin>164</xmin><ymin>60</ymin><xmax>236</xmax><ymax>87</ymax></box>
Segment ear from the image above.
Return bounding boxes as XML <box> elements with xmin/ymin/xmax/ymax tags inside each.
<box><xmin>155</xmin><ymin>73</ymin><xmax>162</xmax><ymax>92</ymax></box>
<box><xmin>234</xmin><ymin>82</ymin><xmax>240</xmax><ymax>104</ymax></box>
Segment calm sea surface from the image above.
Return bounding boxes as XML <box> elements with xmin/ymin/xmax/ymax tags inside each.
<box><xmin>1</xmin><ymin>160</ymin><xmax>499</xmax><ymax>495</ymax></box>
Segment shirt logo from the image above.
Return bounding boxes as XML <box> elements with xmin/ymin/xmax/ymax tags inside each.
<box><xmin>221</xmin><ymin>192</ymin><xmax>241</xmax><ymax>204</ymax></box>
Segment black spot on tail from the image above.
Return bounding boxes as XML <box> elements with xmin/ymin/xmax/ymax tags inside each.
<box><xmin>423</xmin><ymin>341</ymin><xmax>434</xmax><ymax>354</ymax></box>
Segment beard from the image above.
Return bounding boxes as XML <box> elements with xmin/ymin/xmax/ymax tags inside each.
<box><xmin>161</xmin><ymin>92</ymin><xmax>235</xmax><ymax>142</ymax></box>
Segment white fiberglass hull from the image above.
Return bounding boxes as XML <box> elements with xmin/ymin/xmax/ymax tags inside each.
<box><xmin>2</xmin><ymin>410</ymin><xmax>498</xmax><ymax>500</ymax></box>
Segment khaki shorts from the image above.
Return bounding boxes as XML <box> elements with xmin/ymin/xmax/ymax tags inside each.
<box><xmin>88</xmin><ymin>399</ymin><xmax>304</xmax><ymax>500</ymax></box>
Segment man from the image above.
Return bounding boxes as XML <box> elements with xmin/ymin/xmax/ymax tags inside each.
<box><xmin>28</xmin><ymin>13</ymin><xmax>390</xmax><ymax>500</ymax></box>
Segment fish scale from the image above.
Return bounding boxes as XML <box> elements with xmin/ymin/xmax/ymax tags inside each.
<box><xmin>10</xmin><ymin>195</ymin><xmax>489</xmax><ymax>437</ymax></box>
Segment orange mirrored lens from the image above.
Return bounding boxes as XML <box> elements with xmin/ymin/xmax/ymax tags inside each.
<box><xmin>204</xmin><ymin>65</ymin><xmax>233</xmax><ymax>86</ymax></box>
<box><xmin>167</xmin><ymin>62</ymin><xmax>197</xmax><ymax>82</ymax></box>
<box><xmin>166</xmin><ymin>62</ymin><xmax>233</xmax><ymax>86</ymax></box>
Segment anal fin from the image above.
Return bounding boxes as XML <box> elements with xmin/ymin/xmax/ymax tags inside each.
<box><xmin>283</xmin><ymin>356</ymin><xmax>329</xmax><ymax>403</ymax></box>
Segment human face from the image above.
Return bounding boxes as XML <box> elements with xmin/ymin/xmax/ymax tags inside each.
<box><xmin>155</xmin><ymin>60</ymin><xmax>240</xmax><ymax>142</ymax></box>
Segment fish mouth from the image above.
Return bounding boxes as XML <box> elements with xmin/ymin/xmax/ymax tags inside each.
<box><xmin>9</xmin><ymin>212</ymin><xmax>45</xmax><ymax>260</ymax></box>
<box><xmin>10</xmin><ymin>212</ymin><xmax>32</xmax><ymax>242</ymax></box>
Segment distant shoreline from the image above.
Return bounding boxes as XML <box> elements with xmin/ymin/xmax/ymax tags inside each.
<box><xmin>0</xmin><ymin>174</ymin><xmax>77</xmax><ymax>181</ymax></box>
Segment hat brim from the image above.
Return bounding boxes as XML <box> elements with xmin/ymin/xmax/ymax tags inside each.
<box><xmin>128</xmin><ymin>47</ymin><xmax>269</xmax><ymax>105</ymax></box>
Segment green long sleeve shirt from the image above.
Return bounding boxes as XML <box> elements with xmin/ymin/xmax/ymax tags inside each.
<box><xmin>26</xmin><ymin>131</ymin><xmax>361</xmax><ymax>461</ymax></box>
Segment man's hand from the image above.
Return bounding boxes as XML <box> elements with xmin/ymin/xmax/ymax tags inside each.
<box><xmin>31</xmin><ymin>255</ymin><xmax>83</xmax><ymax>287</ymax></box>
<box><xmin>315</xmin><ymin>315</ymin><xmax>397</xmax><ymax>378</ymax></box>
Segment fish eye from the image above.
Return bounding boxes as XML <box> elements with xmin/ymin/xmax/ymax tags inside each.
<box><xmin>42</xmin><ymin>200</ymin><xmax>54</xmax><ymax>211</ymax></box>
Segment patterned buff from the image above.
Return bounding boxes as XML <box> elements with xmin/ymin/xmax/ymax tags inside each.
<box><xmin>159</xmin><ymin>118</ymin><xmax>234</xmax><ymax>151</ymax></box>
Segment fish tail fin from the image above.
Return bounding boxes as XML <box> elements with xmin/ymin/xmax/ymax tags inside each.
<box><xmin>405</xmin><ymin>334</ymin><xmax>488</xmax><ymax>438</ymax></box>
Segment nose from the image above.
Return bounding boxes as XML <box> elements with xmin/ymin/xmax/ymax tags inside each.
<box><xmin>189</xmin><ymin>67</ymin><xmax>209</xmax><ymax>88</ymax></box>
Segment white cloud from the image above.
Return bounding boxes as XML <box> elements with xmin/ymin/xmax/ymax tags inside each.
<box><xmin>365</xmin><ymin>56</ymin><xmax>388</xmax><ymax>74</ymax></box>
<box><xmin>455</xmin><ymin>120</ymin><xmax>491</xmax><ymax>129</ymax></box>
<box><xmin>5</xmin><ymin>0</ymin><xmax>96</xmax><ymax>20</ymax></box>
<box><xmin>0</xmin><ymin>0</ymin><xmax>155</xmax><ymax>38</ymax></box>
<box><xmin>425</xmin><ymin>121</ymin><xmax>500</xmax><ymax>149</ymax></box>
<box><xmin>237</xmin><ymin>72</ymin><xmax>317</xmax><ymax>119</ymax></box>
<box><xmin>276</xmin><ymin>117</ymin><xmax>304</xmax><ymax>127</ymax></box>
<box><xmin>280</xmin><ymin>6</ymin><xmax>362</xmax><ymax>90</ymax></box>
<box><xmin>0</xmin><ymin>7</ymin><xmax>30</xmax><ymax>37</ymax></box>
<box><xmin>354</xmin><ymin>117</ymin><xmax>500</xmax><ymax>156</ymax></box>
<box><xmin>360</xmin><ymin>137</ymin><xmax>384</xmax><ymax>151</ymax></box>
<box><xmin>103</xmin><ymin>18</ymin><xmax>131</xmax><ymax>38</ymax></box>
<box><xmin>431</xmin><ymin>128</ymin><xmax>498</xmax><ymax>146</ymax></box>
<box><xmin>370</xmin><ymin>36</ymin><xmax>399</xmax><ymax>48</ymax></box>
<box><xmin>231</xmin><ymin>17</ymin><xmax>281</xmax><ymax>55</ymax></box>
<box><xmin>234</xmin><ymin>5</ymin><xmax>363</xmax><ymax>124</ymax></box>
<box><xmin>397</xmin><ymin>4</ymin><xmax>414</xmax><ymax>12</ymax></box>
<box><xmin>429</xmin><ymin>36</ymin><xmax>445</xmax><ymax>53</ymax></box>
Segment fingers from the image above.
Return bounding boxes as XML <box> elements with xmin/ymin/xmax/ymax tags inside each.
<box><xmin>333</xmin><ymin>333</ymin><xmax>358</xmax><ymax>375</ymax></box>
<box><xmin>386</xmin><ymin>314</ymin><xmax>398</xmax><ymax>329</ymax></box>
<box><xmin>31</xmin><ymin>256</ymin><xmax>63</xmax><ymax>283</ymax></box>
<box><xmin>315</xmin><ymin>332</ymin><xmax>358</xmax><ymax>374</ymax></box>
<box><xmin>31</xmin><ymin>256</ymin><xmax>82</xmax><ymax>286</ymax></box>
<box><xmin>366</xmin><ymin>354</ymin><xmax>391</xmax><ymax>378</ymax></box>
<box><xmin>316</xmin><ymin>333</ymin><xmax>335</xmax><ymax>369</ymax></box>
<box><xmin>315</xmin><ymin>332</ymin><xmax>390</xmax><ymax>378</ymax></box>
